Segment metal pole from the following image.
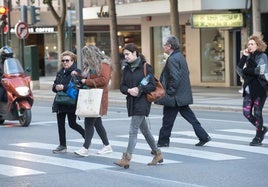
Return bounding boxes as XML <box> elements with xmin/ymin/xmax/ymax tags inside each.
<box><xmin>7</xmin><ymin>0</ymin><xmax>11</xmax><ymax>45</ymax></box>
<box><xmin>75</xmin><ymin>0</ymin><xmax>84</xmax><ymax>69</ymax></box>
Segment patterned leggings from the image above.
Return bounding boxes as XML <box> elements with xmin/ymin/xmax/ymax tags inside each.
<box><xmin>243</xmin><ymin>94</ymin><xmax>266</xmax><ymax>136</ymax></box>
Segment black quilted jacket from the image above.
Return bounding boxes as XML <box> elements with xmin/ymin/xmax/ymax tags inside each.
<box><xmin>159</xmin><ymin>49</ymin><xmax>193</xmax><ymax>106</ymax></box>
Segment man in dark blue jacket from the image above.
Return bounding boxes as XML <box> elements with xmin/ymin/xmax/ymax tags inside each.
<box><xmin>155</xmin><ymin>35</ymin><xmax>211</xmax><ymax>147</ymax></box>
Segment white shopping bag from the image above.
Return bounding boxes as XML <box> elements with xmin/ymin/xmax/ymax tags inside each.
<box><xmin>75</xmin><ymin>89</ymin><xmax>103</xmax><ymax>117</ymax></box>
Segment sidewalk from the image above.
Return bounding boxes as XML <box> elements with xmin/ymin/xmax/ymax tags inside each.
<box><xmin>32</xmin><ymin>76</ymin><xmax>268</xmax><ymax>112</ymax></box>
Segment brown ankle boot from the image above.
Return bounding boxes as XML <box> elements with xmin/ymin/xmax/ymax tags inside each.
<box><xmin>114</xmin><ymin>152</ymin><xmax>132</xmax><ymax>169</ymax></box>
<box><xmin>148</xmin><ymin>149</ymin><xmax>163</xmax><ymax>165</ymax></box>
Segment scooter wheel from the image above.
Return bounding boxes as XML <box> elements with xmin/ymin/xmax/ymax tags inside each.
<box><xmin>19</xmin><ymin>109</ymin><xmax>32</xmax><ymax>127</ymax></box>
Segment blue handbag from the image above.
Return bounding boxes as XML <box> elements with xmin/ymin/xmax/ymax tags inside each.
<box><xmin>67</xmin><ymin>81</ymin><xmax>78</xmax><ymax>99</ymax></box>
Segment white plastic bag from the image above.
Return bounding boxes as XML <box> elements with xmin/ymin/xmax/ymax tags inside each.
<box><xmin>75</xmin><ymin>89</ymin><xmax>103</xmax><ymax>117</ymax></box>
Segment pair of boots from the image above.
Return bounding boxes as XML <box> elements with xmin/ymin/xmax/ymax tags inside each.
<box><xmin>113</xmin><ymin>149</ymin><xmax>163</xmax><ymax>169</ymax></box>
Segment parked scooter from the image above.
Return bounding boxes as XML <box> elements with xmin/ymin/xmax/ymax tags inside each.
<box><xmin>0</xmin><ymin>46</ymin><xmax>33</xmax><ymax>127</ymax></box>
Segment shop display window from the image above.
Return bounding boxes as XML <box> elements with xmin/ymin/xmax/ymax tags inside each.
<box><xmin>152</xmin><ymin>26</ymin><xmax>185</xmax><ymax>78</ymax></box>
<box><xmin>201</xmin><ymin>29</ymin><xmax>225</xmax><ymax>82</ymax></box>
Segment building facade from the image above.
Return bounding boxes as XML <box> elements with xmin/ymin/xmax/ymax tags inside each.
<box><xmin>2</xmin><ymin>0</ymin><xmax>268</xmax><ymax>87</ymax></box>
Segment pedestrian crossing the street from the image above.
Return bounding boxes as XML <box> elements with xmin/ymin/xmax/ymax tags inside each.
<box><xmin>1</xmin><ymin>128</ymin><xmax>268</xmax><ymax>177</ymax></box>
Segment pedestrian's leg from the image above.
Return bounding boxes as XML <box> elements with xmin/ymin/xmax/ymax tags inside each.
<box><xmin>94</xmin><ymin>117</ymin><xmax>109</xmax><ymax>146</ymax></box>
<box><xmin>56</xmin><ymin>112</ymin><xmax>67</xmax><ymax>146</ymax></box>
<box><xmin>52</xmin><ymin>112</ymin><xmax>68</xmax><ymax>153</ymax></box>
<box><xmin>243</xmin><ymin>94</ymin><xmax>256</xmax><ymax>125</ymax></box>
<box><xmin>249</xmin><ymin>96</ymin><xmax>267</xmax><ymax>146</ymax></box>
<box><xmin>126</xmin><ymin>116</ymin><xmax>143</xmax><ymax>154</ymax></box>
<box><xmin>179</xmin><ymin>105</ymin><xmax>210</xmax><ymax>141</ymax></box>
<box><xmin>83</xmin><ymin>118</ymin><xmax>96</xmax><ymax>149</ymax></box>
<box><xmin>157</xmin><ymin>106</ymin><xmax>179</xmax><ymax>146</ymax></box>
<box><xmin>140</xmin><ymin>117</ymin><xmax>158</xmax><ymax>151</ymax></box>
<box><xmin>140</xmin><ymin>117</ymin><xmax>164</xmax><ymax>165</ymax></box>
<box><xmin>114</xmin><ymin>116</ymin><xmax>142</xmax><ymax>169</ymax></box>
<box><xmin>67</xmin><ymin>112</ymin><xmax>85</xmax><ymax>138</ymax></box>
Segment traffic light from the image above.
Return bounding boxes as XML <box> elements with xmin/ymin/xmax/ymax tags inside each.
<box><xmin>20</xmin><ymin>5</ymin><xmax>27</xmax><ymax>23</ymax></box>
<box><xmin>29</xmin><ymin>6</ymin><xmax>40</xmax><ymax>25</ymax></box>
<box><xmin>0</xmin><ymin>6</ymin><xmax>8</xmax><ymax>29</ymax></box>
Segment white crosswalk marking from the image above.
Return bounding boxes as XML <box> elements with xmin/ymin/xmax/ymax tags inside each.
<box><xmin>0</xmin><ymin>150</ymin><xmax>113</xmax><ymax>171</ymax></box>
<box><xmin>0</xmin><ymin>164</ymin><xmax>45</xmax><ymax>176</ymax></box>
<box><xmin>114</xmin><ymin>136</ymin><xmax>244</xmax><ymax>160</ymax></box>
<box><xmin>158</xmin><ymin>131</ymin><xmax>268</xmax><ymax>155</ymax></box>
<box><xmin>11</xmin><ymin>142</ymin><xmax>180</xmax><ymax>164</ymax></box>
<box><xmin>218</xmin><ymin>129</ymin><xmax>257</xmax><ymax>135</ymax></box>
<box><xmin>173</xmin><ymin>131</ymin><xmax>268</xmax><ymax>143</ymax></box>
<box><xmin>1</xmin><ymin>128</ymin><xmax>267</xmax><ymax>178</ymax></box>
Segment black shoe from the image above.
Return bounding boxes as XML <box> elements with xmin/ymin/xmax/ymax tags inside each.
<box><xmin>52</xmin><ymin>145</ymin><xmax>67</xmax><ymax>153</ymax></box>
<box><xmin>195</xmin><ymin>136</ymin><xmax>211</xmax><ymax>146</ymax></box>
<box><xmin>157</xmin><ymin>143</ymin><xmax>169</xmax><ymax>148</ymax></box>
<box><xmin>250</xmin><ymin>137</ymin><xmax>262</xmax><ymax>146</ymax></box>
<box><xmin>260</xmin><ymin>126</ymin><xmax>267</xmax><ymax>143</ymax></box>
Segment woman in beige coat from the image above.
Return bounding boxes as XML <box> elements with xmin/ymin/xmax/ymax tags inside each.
<box><xmin>73</xmin><ymin>45</ymin><xmax>113</xmax><ymax>156</ymax></box>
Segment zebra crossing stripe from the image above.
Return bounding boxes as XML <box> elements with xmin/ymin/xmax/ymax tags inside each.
<box><xmin>11</xmin><ymin>142</ymin><xmax>180</xmax><ymax>164</ymax></box>
<box><xmin>0</xmin><ymin>150</ymin><xmax>113</xmax><ymax>171</ymax></box>
<box><xmin>0</xmin><ymin>164</ymin><xmax>45</xmax><ymax>177</ymax></box>
<box><xmin>218</xmin><ymin>129</ymin><xmax>259</xmax><ymax>135</ymax></box>
<box><xmin>156</xmin><ymin>131</ymin><xmax>268</xmax><ymax>155</ymax></box>
<box><xmin>172</xmin><ymin>131</ymin><xmax>268</xmax><ymax>144</ymax></box>
<box><xmin>94</xmin><ymin>138</ymin><xmax>244</xmax><ymax>161</ymax></box>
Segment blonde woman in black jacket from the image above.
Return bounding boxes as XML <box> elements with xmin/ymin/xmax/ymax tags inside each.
<box><xmin>237</xmin><ymin>34</ymin><xmax>268</xmax><ymax>146</ymax></box>
<box><xmin>52</xmin><ymin>51</ymin><xmax>85</xmax><ymax>153</ymax></box>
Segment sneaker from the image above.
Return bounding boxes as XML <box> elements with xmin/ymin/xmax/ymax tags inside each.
<box><xmin>74</xmin><ymin>147</ymin><xmax>89</xmax><ymax>157</ymax></box>
<box><xmin>97</xmin><ymin>145</ymin><xmax>113</xmax><ymax>154</ymax></box>
<box><xmin>52</xmin><ymin>145</ymin><xmax>67</xmax><ymax>154</ymax></box>
<box><xmin>260</xmin><ymin>126</ymin><xmax>267</xmax><ymax>143</ymax></box>
<box><xmin>250</xmin><ymin>137</ymin><xmax>262</xmax><ymax>146</ymax></box>
<box><xmin>195</xmin><ymin>136</ymin><xmax>211</xmax><ymax>146</ymax></box>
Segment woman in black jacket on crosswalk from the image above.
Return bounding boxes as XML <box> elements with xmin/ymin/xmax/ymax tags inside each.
<box><xmin>237</xmin><ymin>34</ymin><xmax>268</xmax><ymax>146</ymax></box>
<box><xmin>114</xmin><ymin>43</ymin><xmax>163</xmax><ymax>169</ymax></box>
<box><xmin>51</xmin><ymin>51</ymin><xmax>85</xmax><ymax>153</ymax></box>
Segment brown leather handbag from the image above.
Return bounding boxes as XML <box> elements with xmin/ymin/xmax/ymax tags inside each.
<box><xmin>143</xmin><ymin>63</ymin><xmax>165</xmax><ymax>102</ymax></box>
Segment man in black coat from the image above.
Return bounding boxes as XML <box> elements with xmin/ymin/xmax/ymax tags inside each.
<box><xmin>155</xmin><ymin>35</ymin><xmax>211</xmax><ymax>147</ymax></box>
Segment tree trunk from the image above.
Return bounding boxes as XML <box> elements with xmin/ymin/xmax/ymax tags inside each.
<box><xmin>108</xmin><ymin>1</ymin><xmax>120</xmax><ymax>90</ymax></box>
<box><xmin>44</xmin><ymin>0</ymin><xmax>66</xmax><ymax>70</ymax></box>
<box><xmin>169</xmin><ymin>0</ymin><xmax>180</xmax><ymax>38</ymax></box>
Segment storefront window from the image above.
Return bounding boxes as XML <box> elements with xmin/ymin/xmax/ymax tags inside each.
<box><xmin>84</xmin><ymin>33</ymin><xmax>111</xmax><ymax>55</ymax></box>
<box><xmin>201</xmin><ymin>29</ymin><xmax>225</xmax><ymax>82</ymax></box>
<box><xmin>44</xmin><ymin>34</ymin><xmax>58</xmax><ymax>76</ymax></box>
<box><xmin>153</xmin><ymin>26</ymin><xmax>171</xmax><ymax>78</ymax></box>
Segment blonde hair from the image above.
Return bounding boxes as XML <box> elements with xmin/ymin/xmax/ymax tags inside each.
<box><xmin>61</xmin><ymin>51</ymin><xmax>77</xmax><ymax>61</ymax></box>
<box><xmin>81</xmin><ymin>45</ymin><xmax>111</xmax><ymax>76</ymax></box>
<box><xmin>248</xmin><ymin>34</ymin><xmax>267</xmax><ymax>52</ymax></box>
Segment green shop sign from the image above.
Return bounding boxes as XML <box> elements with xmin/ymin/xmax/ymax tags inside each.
<box><xmin>191</xmin><ymin>13</ymin><xmax>244</xmax><ymax>28</ymax></box>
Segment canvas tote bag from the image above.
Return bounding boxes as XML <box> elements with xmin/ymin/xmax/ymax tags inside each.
<box><xmin>75</xmin><ymin>88</ymin><xmax>103</xmax><ymax>117</ymax></box>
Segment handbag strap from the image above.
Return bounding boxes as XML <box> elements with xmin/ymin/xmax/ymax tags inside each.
<box><xmin>143</xmin><ymin>63</ymin><xmax>147</xmax><ymax>77</ymax></box>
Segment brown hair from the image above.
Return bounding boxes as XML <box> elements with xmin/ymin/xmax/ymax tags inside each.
<box><xmin>248</xmin><ymin>34</ymin><xmax>267</xmax><ymax>52</ymax></box>
<box><xmin>123</xmin><ymin>43</ymin><xmax>146</xmax><ymax>61</ymax></box>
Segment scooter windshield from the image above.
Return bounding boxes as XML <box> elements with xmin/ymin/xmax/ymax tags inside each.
<box><xmin>3</xmin><ymin>58</ymin><xmax>25</xmax><ymax>75</ymax></box>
